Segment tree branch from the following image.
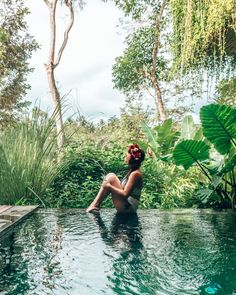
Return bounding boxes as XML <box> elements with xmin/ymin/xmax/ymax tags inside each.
<box><xmin>54</xmin><ymin>0</ymin><xmax>74</xmax><ymax>68</ymax></box>
<box><xmin>44</xmin><ymin>0</ymin><xmax>50</xmax><ymax>6</ymax></box>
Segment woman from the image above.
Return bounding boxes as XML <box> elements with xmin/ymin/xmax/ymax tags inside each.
<box><xmin>86</xmin><ymin>144</ymin><xmax>145</xmax><ymax>213</ymax></box>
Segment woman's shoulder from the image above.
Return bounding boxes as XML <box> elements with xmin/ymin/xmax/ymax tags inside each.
<box><xmin>130</xmin><ymin>169</ymin><xmax>142</xmax><ymax>179</ymax></box>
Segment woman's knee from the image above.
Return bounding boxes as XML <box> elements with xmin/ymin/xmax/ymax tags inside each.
<box><xmin>105</xmin><ymin>173</ymin><xmax>117</xmax><ymax>181</ymax></box>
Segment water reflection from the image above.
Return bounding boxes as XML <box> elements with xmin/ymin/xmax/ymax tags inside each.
<box><xmin>92</xmin><ymin>212</ymin><xmax>143</xmax><ymax>250</ymax></box>
<box><xmin>0</xmin><ymin>211</ymin><xmax>65</xmax><ymax>295</ymax></box>
<box><xmin>92</xmin><ymin>211</ymin><xmax>236</xmax><ymax>295</ymax></box>
<box><xmin>1</xmin><ymin>210</ymin><xmax>236</xmax><ymax>295</ymax></box>
<box><xmin>89</xmin><ymin>212</ymin><xmax>157</xmax><ymax>294</ymax></box>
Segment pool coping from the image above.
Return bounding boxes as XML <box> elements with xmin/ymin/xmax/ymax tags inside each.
<box><xmin>0</xmin><ymin>205</ymin><xmax>39</xmax><ymax>240</ymax></box>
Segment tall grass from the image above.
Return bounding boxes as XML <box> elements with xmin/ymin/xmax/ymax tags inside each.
<box><xmin>0</xmin><ymin>108</ymin><xmax>68</xmax><ymax>206</ymax></box>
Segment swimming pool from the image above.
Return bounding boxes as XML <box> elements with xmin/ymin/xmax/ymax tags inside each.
<box><xmin>0</xmin><ymin>209</ymin><xmax>236</xmax><ymax>295</ymax></box>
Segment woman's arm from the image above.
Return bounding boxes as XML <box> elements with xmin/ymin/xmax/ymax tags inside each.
<box><xmin>103</xmin><ymin>171</ymin><xmax>140</xmax><ymax>198</ymax></box>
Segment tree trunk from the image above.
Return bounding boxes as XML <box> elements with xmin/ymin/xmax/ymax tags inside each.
<box><xmin>45</xmin><ymin>62</ymin><xmax>64</xmax><ymax>148</ymax></box>
<box><xmin>153</xmin><ymin>80</ymin><xmax>166</xmax><ymax>121</ymax></box>
<box><xmin>151</xmin><ymin>0</ymin><xmax>167</xmax><ymax>122</ymax></box>
<box><xmin>44</xmin><ymin>0</ymin><xmax>74</xmax><ymax>149</ymax></box>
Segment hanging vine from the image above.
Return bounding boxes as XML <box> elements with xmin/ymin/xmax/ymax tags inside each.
<box><xmin>170</xmin><ymin>0</ymin><xmax>236</xmax><ymax>74</ymax></box>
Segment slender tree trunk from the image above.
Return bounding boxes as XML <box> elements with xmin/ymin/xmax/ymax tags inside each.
<box><xmin>151</xmin><ymin>0</ymin><xmax>167</xmax><ymax>122</ymax></box>
<box><xmin>45</xmin><ymin>62</ymin><xmax>64</xmax><ymax>148</ymax></box>
<box><xmin>44</xmin><ymin>0</ymin><xmax>74</xmax><ymax>148</ymax></box>
<box><xmin>152</xmin><ymin>78</ymin><xmax>166</xmax><ymax>121</ymax></box>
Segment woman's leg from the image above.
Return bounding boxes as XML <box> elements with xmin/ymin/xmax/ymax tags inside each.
<box><xmin>86</xmin><ymin>173</ymin><xmax>133</xmax><ymax>213</ymax></box>
<box><xmin>86</xmin><ymin>173</ymin><xmax>118</xmax><ymax>212</ymax></box>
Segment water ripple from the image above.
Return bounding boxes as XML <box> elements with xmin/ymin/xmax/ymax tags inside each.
<box><xmin>1</xmin><ymin>209</ymin><xmax>236</xmax><ymax>294</ymax></box>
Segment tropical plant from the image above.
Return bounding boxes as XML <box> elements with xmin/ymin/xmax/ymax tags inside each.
<box><xmin>140</xmin><ymin>118</ymin><xmax>179</xmax><ymax>159</ymax></box>
<box><xmin>0</xmin><ymin>108</ymin><xmax>69</xmax><ymax>206</ymax></box>
<box><xmin>173</xmin><ymin>103</ymin><xmax>236</xmax><ymax>208</ymax></box>
<box><xmin>140</xmin><ymin>117</ymin><xmax>202</xmax><ymax>208</ymax></box>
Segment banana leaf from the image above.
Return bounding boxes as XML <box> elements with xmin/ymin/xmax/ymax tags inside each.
<box><xmin>155</xmin><ymin>118</ymin><xmax>179</xmax><ymax>153</ymax></box>
<box><xmin>200</xmin><ymin>104</ymin><xmax>236</xmax><ymax>154</ymax></box>
<box><xmin>173</xmin><ymin>139</ymin><xmax>210</xmax><ymax>169</ymax></box>
<box><xmin>194</xmin><ymin>127</ymin><xmax>203</xmax><ymax>141</ymax></box>
<box><xmin>140</xmin><ymin>122</ymin><xmax>160</xmax><ymax>155</ymax></box>
<box><xmin>154</xmin><ymin>118</ymin><xmax>173</xmax><ymax>137</ymax></box>
<box><xmin>180</xmin><ymin>115</ymin><xmax>197</xmax><ymax>140</ymax></box>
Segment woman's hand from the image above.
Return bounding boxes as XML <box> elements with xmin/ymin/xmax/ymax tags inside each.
<box><xmin>102</xmin><ymin>180</ymin><xmax>111</xmax><ymax>189</ymax></box>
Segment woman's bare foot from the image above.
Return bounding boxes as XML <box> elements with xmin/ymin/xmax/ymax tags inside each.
<box><xmin>86</xmin><ymin>204</ymin><xmax>100</xmax><ymax>213</ymax></box>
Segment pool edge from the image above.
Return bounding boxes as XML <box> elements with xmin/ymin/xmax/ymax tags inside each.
<box><xmin>0</xmin><ymin>205</ymin><xmax>39</xmax><ymax>241</ymax></box>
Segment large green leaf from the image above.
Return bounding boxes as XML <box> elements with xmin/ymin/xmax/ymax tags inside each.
<box><xmin>154</xmin><ymin>118</ymin><xmax>173</xmax><ymax>137</ymax></box>
<box><xmin>140</xmin><ymin>122</ymin><xmax>159</xmax><ymax>155</ymax></box>
<box><xmin>173</xmin><ymin>140</ymin><xmax>210</xmax><ymax>169</ymax></box>
<box><xmin>180</xmin><ymin>115</ymin><xmax>197</xmax><ymax>139</ymax></box>
<box><xmin>197</xmin><ymin>188</ymin><xmax>214</xmax><ymax>204</ymax></box>
<box><xmin>154</xmin><ymin>118</ymin><xmax>179</xmax><ymax>154</ymax></box>
<box><xmin>220</xmin><ymin>154</ymin><xmax>236</xmax><ymax>174</ymax></box>
<box><xmin>200</xmin><ymin>104</ymin><xmax>236</xmax><ymax>154</ymax></box>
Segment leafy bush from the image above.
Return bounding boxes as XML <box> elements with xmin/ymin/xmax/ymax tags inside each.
<box><xmin>44</xmin><ymin>146</ymin><xmax>128</xmax><ymax>208</ymax></box>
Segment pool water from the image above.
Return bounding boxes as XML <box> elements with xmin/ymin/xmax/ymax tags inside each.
<box><xmin>0</xmin><ymin>209</ymin><xmax>236</xmax><ymax>295</ymax></box>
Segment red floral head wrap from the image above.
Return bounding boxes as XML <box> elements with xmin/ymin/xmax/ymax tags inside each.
<box><xmin>128</xmin><ymin>143</ymin><xmax>142</xmax><ymax>160</ymax></box>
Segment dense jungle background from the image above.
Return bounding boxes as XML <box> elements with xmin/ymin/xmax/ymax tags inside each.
<box><xmin>0</xmin><ymin>0</ymin><xmax>235</xmax><ymax>209</ymax></box>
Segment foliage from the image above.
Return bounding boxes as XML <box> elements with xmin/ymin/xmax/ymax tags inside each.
<box><xmin>215</xmin><ymin>78</ymin><xmax>236</xmax><ymax>106</ymax></box>
<box><xmin>200</xmin><ymin>104</ymin><xmax>236</xmax><ymax>154</ymax></box>
<box><xmin>112</xmin><ymin>27</ymin><xmax>167</xmax><ymax>95</ymax></box>
<box><xmin>140</xmin><ymin>157</ymin><xmax>165</xmax><ymax>208</ymax></box>
<box><xmin>173</xmin><ymin>103</ymin><xmax>236</xmax><ymax>208</ymax></box>
<box><xmin>0</xmin><ymin>0</ymin><xmax>38</xmax><ymax>126</ymax></box>
<box><xmin>160</xmin><ymin>164</ymin><xmax>201</xmax><ymax>209</ymax></box>
<box><xmin>170</xmin><ymin>0</ymin><xmax>236</xmax><ymax>73</ymax></box>
<box><xmin>0</xmin><ymin>108</ymin><xmax>69</xmax><ymax>206</ymax></box>
<box><xmin>111</xmin><ymin>0</ymin><xmax>197</xmax><ymax>121</ymax></box>
<box><xmin>110</xmin><ymin>0</ymin><xmax>163</xmax><ymax>19</ymax></box>
<box><xmin>173</xmin><ymin>140</ymin><xmax>210</xmax><ymax>170</ymax></box>
<box><xmin>44</xmin><ymin>144</ymin><xmax>128</xmax><ymax>208</ymax></box>
<box><xmin>44</xmin><ymin>151</ymin><xmax>105</xmax><ymax>208</ymax></box>
<box><xmin>140</xmin><ymin>118</ymin><xmax>179</xmax><ymax>158</ymax></box>
<box><xmin>141</xmin><ymin>158</ymin><xmax>201</xmax><ymax>209</ymax></box>
<box><xmin>65</xmin><ymin>101</ymin><xmax>150</xmax><ymax>150</ymax></box>
<box><xmin>140</xmin><ymin>117</ymin><xmax>204</xmax><ymax>208</ymax></box>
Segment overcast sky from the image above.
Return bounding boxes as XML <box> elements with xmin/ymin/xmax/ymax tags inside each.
<box><xmin>25</xmin><ymin>0</ymin><xmax>130</xmax><ymax>121</ymax></box>
<box><xmin>25</xmin><ymin>0</ymin><xmax>209</xmax><ymax>123</ymax></box>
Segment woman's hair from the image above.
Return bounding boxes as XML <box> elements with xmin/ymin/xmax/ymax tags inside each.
<box><xmin>127</xmin><ymin>143</ymin><xmax>145</xmax><ymax>170</ymax></box>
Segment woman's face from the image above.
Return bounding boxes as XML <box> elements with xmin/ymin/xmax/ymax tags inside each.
<box><xmin>124</xmin><ymin>152</ymin><xmax>131</xmax><ymax>164</ymax></box>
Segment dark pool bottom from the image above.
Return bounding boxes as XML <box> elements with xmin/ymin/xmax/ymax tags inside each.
<box><xmin>0</xmin><ymin>209</ymin><xmax>236</xmax><ymax>295</ymax></box>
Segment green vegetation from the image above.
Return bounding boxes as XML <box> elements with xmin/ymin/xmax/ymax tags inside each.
<box><xmin>0</xmin><ymin>0</ymin><xmax>38</xmax><ymax>126</ymax></box>
<box><xmin>170</xmin><ymin>0</ymin><xmax>236</xmax><ymax>73</ymax></box>
<box><xmin>173</xmin><ymin>104</ymin><xmax>236</xmax><ymax>208</ymax></box>
<box><xmin>0</xmin><ymin>108</ymin><xmax>69</xmax><ymax>206</ymax></box>
<box><xmin>0</xmin><ymin>0</ymin><xmax>235</xmax><ymax>210</ymax></box>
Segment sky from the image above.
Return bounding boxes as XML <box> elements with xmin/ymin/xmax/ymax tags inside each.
<box><xmin>26</xmin><ymin>0</ymin><xmax>129</xmax><ymax>122</ymax></box>
<box><xmin>25</xmin><ymin>0</ymin><xmax>209</xmax><ymax>123</ymax></box>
